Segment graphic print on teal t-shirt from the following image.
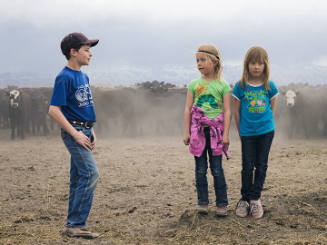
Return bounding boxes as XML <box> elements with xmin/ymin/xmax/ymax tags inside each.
<box><xmin>244</xmin><ymin>88</ymin><xmax>267</xmax><ymax>113</ymax></box>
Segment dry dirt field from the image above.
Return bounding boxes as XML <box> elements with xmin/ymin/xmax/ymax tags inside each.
<box><xmin>1</xmin><ymin>130</ymin><xmax>327</xmax><ymax>245</ymax></box>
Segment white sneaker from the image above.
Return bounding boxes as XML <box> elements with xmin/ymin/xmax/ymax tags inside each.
<box><xmin>197</xmin><ymin>204</ymin><xmax>209</xmax><ymax>214</ymax></box>
<box><xmin>250</xmin><ymin>199</ymin><xmax>264</xmax><ymax>219</ymax></box>
<box><xmin>235</xmin><ymin>200</ymin><xmax>250</xmax><ymax>218</ymax></box>
<box><xmin>216</xmin><ymin>206</ymin><xmax>228</xmax><ymax>217</ymax></box>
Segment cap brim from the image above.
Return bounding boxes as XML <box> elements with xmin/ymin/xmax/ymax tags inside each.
<box><xmin>82</xmin><ymin>39</ymin><xmax>99</xmax><ymax>47</ymax></box>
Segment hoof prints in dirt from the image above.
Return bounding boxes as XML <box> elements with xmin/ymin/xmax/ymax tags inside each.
<box><xmin>154</xmin><ymin>193</ymin><xmax>327</xmax><ymax>244</ymax></box>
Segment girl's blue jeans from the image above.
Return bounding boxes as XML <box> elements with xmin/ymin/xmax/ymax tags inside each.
<box><xmin>61</xmin><ymin>125</ymin><xmax>99</xmax><ymax>228</ymax></box>
<box><xmin>240</xmin><ymin>130</ymin><xmax>274</xmax><ymax>202</ymax></box>
<box><xmin>194</xmin><ymin>127</ymin><xmax>228</xmax><ymax>207</ymax></box>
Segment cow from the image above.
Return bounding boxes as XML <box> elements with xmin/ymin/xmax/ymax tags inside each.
<box><xmin>7</xmin><ymin>89</ymin><xmax>25</xmax><ymax>139</ymax></box>
<box><xmin>282</xmin><ymin>87</ymin><xmax>327</xmax><ymax>138</ymax></box>
<box><xmin>285</xmin><ymin>90</ymin><xmax>297</xmax><ymax>107</ymax></box>
<box><xmin>30</xmin><ymin>88</ymin><xmax>50</xmax><ymax>135</ymax></box>
<box><xmin>93</xmin><ymin>88</ymin><xmax>141</xmax><ymax>137</ymax></box>
<box><xmin>0</xmin><ymin>88</ymin><xmax>9</xmax><ymax>129</ymax></box>
<box><xmin>93</xmin><ymin>86</ymin><xmax>186</xmax><ymax>138</ymax></box>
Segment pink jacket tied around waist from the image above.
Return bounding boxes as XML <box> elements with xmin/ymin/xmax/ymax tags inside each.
<box><xmin>189</xmin><ymin>105</ymin><xmax>230</xmax><ymax>159</ymax></box>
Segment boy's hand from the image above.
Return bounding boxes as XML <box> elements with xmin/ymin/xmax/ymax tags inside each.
<box><xmin>72</xmin><ymin>131</ymin><xmax>92</xmax><ymax>150</ymax></box>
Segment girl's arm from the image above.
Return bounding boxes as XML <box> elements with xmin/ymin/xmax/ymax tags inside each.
<box><xmin>233</xmin><ymin>97</ymin><xmax>241</xmax><ymax>138</ymax></box>
<box><xmin>222</xmin><ymin>92</ymin><xmax>231</xmax><ymax>146</ymax></box>
<box><xmin>183</xmin><ymin>90</ymin><xmax>194</xmax><ymax>145</ymax></box>
<box><xmin>270</xmin><ymin>96</ymin><xmax>278</xmax><ymax>117</ymax></box>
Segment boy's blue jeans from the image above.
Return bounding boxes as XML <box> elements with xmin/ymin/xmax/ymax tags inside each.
<box><xmin>61</xmin><ymin>125</ymin><xmax>99</xmax><ymax>228</ymax></box>
<box><xmin>240</xmin><ymin>130</ymin><xmax>274</xmax><ymax>202</ymax></box>
<box><xmin>194</xmin><ymin>127</ymin><xmax>228</xmax><ymax>207</ymax></box>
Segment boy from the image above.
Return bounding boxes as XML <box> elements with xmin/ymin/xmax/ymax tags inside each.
<box><xmin>48</xmin><ymin>32</ymin><xmax>99</xmax><ymax>239</ymax></box>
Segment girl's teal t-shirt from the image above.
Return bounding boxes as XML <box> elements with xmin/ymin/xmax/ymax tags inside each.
<box><xmin>232</xmin><ymin>81</ymin><xmax>279</xmax><ymax>136</ymax></box>
<box><xmin>187</xmin><ymin>77</ymin><xmax>231</xmax><ymax>119</ymax></box>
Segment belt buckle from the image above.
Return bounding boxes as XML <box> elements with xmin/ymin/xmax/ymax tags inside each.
<box><xmin>84</xmin><ymin>122</ymin><xmax>92</xmax><ymax>129</ymax></box>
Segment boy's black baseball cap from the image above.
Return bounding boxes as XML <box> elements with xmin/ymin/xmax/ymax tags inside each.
<box><xmin>61</xmin><ymin>32</ymin><xmax>99</xmax><ymax>55</ymax></box>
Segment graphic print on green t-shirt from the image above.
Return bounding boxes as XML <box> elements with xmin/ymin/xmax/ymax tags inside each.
<box><xmin>195</xmin><ymin>94</ymin><xmax>219</xmax><ymax>109</ymax></box>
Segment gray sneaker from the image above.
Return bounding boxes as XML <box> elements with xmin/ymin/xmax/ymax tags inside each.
<box><xmin>250</xmin><ymin>199</ymin><xmax>264</xmax><ymax>219</ymax></box>
<box><xmin>235</xmin><ymin>200</ymin><xmax>250</xmax><ymax>217</ymax></box>
<box><xmin>216</xmin><ymin>206</ymin><xmax>228</xmax><ymax>217</ymax></box>
<box><xmin>197</xmin><ymin>204</ymin><xmax>209</xmax><ymax>214</ymax></box>
<box><xmin>61</xmin><ymin>227</ymin><xmax>99</xmax><ymax>239</ymax></box>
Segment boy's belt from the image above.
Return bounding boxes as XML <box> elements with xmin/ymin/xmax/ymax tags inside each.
<box><xmin>68</xmin><ymin>120</ymin><xmax>94</xmax><ymax>129</ymax></box>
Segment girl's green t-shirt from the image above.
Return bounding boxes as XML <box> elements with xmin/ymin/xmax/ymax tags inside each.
<box><xmin>187</xmin><ymin>77</ymin><xmax>231</xmax><ymax>118</ymax></box>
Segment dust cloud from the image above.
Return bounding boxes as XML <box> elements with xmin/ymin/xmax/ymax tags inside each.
<box><xmin>93</xmin><ymin>87</ymin><xmax>186</xmax><ymax>138</ymax></box>
<box><xmin>93</xmin><ymin>83</ymin><xmax>327</xmax><ymax>141</ymax></box>
<box><xmin>2</xmin><ymin>83</ymin><xmax>327</xmax><ymax>140</ymax></box>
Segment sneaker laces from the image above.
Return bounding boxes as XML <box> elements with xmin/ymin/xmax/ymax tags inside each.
<box><xmin>237</xmin><ymin>200</ymin><xmax>249</xmax><ymax>209</ymax></box>
<box><xmin>217</xmin><ymin>206</ymin><xmax>227</xmax><ymax>211</ymax></box>
<box><xmin>250</xmin><ymin>203</ymin><xmax>261</xmax><ymax>213</ymax></box>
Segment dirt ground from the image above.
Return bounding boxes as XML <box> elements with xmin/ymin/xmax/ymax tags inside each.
<box><xmin>1</xmin><ymin>130</ymin><xmax>327</xmax><ymax>245</ymax></box>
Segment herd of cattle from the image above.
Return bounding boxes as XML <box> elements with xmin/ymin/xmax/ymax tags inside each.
<box><xmin>277</xmin><ymin>84</ymin><xmax>327</xmax><ymax>138</ymax></box>
<box><xmin>0</xmin><ymin>87</ymin><xmax>53</xmax><ymax>139</ymax></box>
<box><xmin>1</xmin><ymin>83</ymin><xmax>327</xmax><ymax>140</ymax></box>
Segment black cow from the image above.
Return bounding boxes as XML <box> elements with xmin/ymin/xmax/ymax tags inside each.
<box><xmin>0</xmin><ymin>89</ymin><xmax>9</xmax><ymax>128</ymax></box>
<box><xmin>30</xmin><ymin>89</ymin><xmax>50</xmax><ymax>135</ymax></box>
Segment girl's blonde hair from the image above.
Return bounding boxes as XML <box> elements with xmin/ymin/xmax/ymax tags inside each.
<box><xmin>240</xmin><ymin>46</ymin><xmax>270</xmax><ymax>90</ymax></box>
<box><xmin>196</xmin><ymin>45</ymin><xmax>223</xmax><ymax>81</ymax></box>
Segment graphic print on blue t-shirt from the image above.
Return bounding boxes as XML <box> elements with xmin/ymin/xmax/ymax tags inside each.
<box><xmin>75</xmin><ymin>83</ymin><xmax>93</xmax><ymax>108</ymax></box>
<box><xmin>244</xmin><ymin>88</ymin><xmax>267</xmax><ymax>113</ymax></box>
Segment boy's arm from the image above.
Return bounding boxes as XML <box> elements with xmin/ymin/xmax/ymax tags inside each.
<box><xmin>91</xmin><ymin>128</ymin><xmax>96</xmax><ymax>148</ymax></box>
<box><xmin>233</xmin><ymin>97</ymin><xmax>241</xmax><ymax>138</ymax></box>
<box><xmin>48</xmin><ymin>105</ymin><xmax>93</xmax><ymax>150</ymax></box>
<box><xmin>222</xmin><ymin>92</ymin><xmax>231</xmax><ymax>146</ymax></box>
<box><xmin>183</xmin><ymin>90</ymin><xmax>194</xmax><ymax>145</ymax></box>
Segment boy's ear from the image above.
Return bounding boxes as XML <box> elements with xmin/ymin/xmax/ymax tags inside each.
<box><xmin>70</xmin><ymin>48</ymin><xmax>78</xmax><ymax>57</ymax></box>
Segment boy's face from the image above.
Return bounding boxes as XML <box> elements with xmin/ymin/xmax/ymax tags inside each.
<box><xmin>71</xmin><ymin>45</ymin><xmax>92</xmax><ymax>66</ymax></box>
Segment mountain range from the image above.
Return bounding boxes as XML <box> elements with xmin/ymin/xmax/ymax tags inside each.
<box><xmin>1</xmin><ymin>64</ymin><xmax>326</xmax><ymax>88</ymax></box>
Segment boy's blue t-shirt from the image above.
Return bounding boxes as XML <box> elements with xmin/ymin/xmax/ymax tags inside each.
<box><xmin>50</xmin><ymin>66</ymin><xmax>96</xmax><ymax>122</ymax></box>
<box><xmin>232</xmin><ymin>81</ymin><xmax>278</xmax><ymax>136</ymax></box>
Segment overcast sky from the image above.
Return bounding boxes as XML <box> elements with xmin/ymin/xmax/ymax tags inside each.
<box><xmin>0</xmin><ymin>0</ymin><xmax>326</xmax><ymax>86</ymax></box>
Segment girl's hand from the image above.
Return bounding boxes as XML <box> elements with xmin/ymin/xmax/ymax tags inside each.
<box><xmin>183</xmin><ymin>132</ymin><xmax>190</xmax><ymax>145</ymax></box>
<box><xmin>222</xmin><ymin>133</ymin><xmax>229</xmax><ymax>147</ymax></box>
